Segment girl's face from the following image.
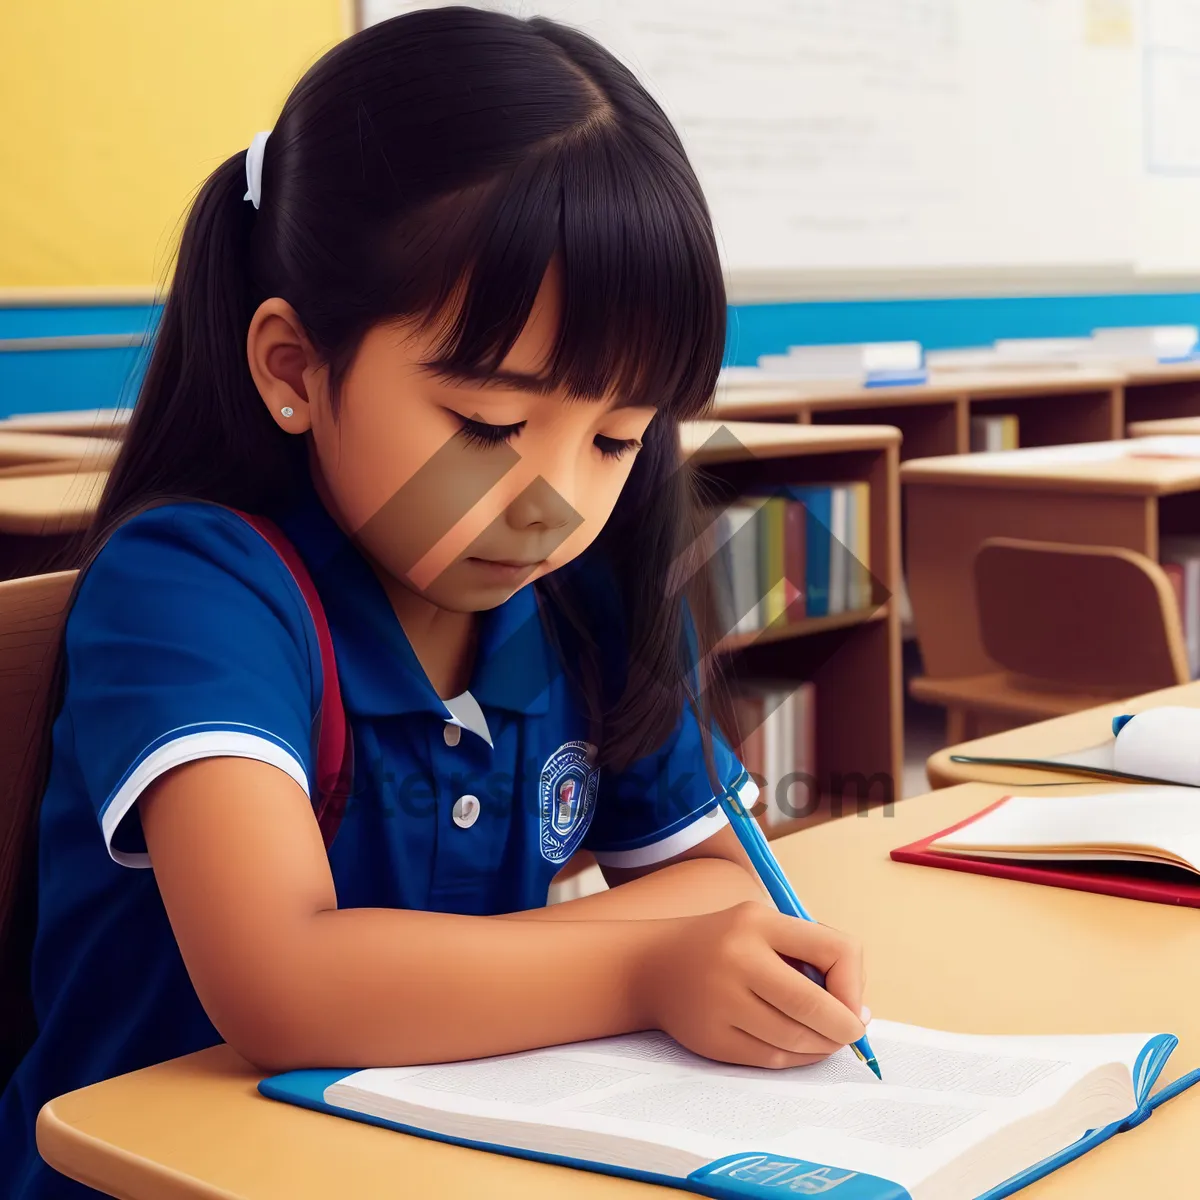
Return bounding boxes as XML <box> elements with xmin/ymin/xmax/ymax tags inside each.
<box><xmin>255</xmin><ymin>268</ymin><xmax>657</xmax><ymax>613</ymax></box>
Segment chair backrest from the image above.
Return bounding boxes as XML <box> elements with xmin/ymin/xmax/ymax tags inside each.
<box><xmin>973</xmin><ymin>537</ymin><xmax>1189</xmax><ymax>694</ymax></box>
<box><xmin>0</xmin><ymin>569</ymin><xmax>76</xmax><ymax>1083</ymax></box>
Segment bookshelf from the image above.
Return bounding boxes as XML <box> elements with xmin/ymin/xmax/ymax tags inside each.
<box><xmin>712</xmin><ymin>368</ymin><xmax>1124</xmax><ymax>461</ymax></box>
<box><xmin>682</xmin><ymin>420</ymin><xmax>903</xmax><ymax>835</ymax></box>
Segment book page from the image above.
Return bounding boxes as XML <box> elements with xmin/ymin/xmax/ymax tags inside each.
<box><xmin>327</xmin><ymin>1021</ymin><xmax>1150</xmax><ymax>1192</ymax></box>
<box><xmin>931</xmin><ymin>790</ymin><xmax>1200</xmax><ymax>871</ymax></box>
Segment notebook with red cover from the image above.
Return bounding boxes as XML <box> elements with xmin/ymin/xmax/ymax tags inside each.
<box><xmin>891</xmin><ymin>797</ymin><xmax>1200</xmax><ymax>909</ymax></box>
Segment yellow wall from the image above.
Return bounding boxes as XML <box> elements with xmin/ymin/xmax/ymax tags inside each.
<box><xmin>0</xmin><ymin>1</ymin><xmax>348</xmax><ymax>289</ymax></box>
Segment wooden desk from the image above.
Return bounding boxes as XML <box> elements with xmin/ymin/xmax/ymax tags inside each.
<box><xmin>0</xmin><ymin>430</ymin><xmax>121</xmax><ymax>468</ymax></box>
<box><xmin>0</xmin><ymin>408</ymin><xmax>131</xmax><ymax>438</ymax></box>
<box><xmin>926</xmin><ymin>679</ymin><xmax>1200</xmax><ymax>787</ymax></box>
<box><xmin>37</xmin><ymin>781</ymin><xmax>1200</xmax><ymax>1199</ymax></box>
<box><xmin>1127</xmin><ymin>416</ymin><xmax>1200</xmax><ymax>438</ymax></box>
<box><xmin>712</xmin><ymin>368</ymin><xmax>1125</xmax><ymax>461</ymax></box>
<box><xmin>901</xmin><ymin>444</ymin><xmax>1200</xmax><ymax>680</ymax></box>
<box><xmin>1121</xmin><ymin>361</ymin><xmax>1200</xmax><ymax>428</ymax></box>
<box><xmin>0</xmin><ymin>471</ymin><xmax>107</xmax><ymax>536</ymax></box>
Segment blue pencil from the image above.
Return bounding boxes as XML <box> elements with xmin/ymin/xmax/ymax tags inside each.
<box><xmin>719</xmin><ymin>780</ymin><xmax>882</xmax><ymax>1079</ymax></box>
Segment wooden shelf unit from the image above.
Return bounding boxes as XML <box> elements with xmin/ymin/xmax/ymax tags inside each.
<box><xmin>682</xmin><ymin>420</ymin><xmax>904</xmax><ymax>835</ymax></box>
<box><xmin>712</xmin><ymin>368</ymin><xmax>1125</xmax><ymax>461</ymax></box>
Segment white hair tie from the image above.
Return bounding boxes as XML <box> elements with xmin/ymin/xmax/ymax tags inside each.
<box><xmin>244</xmin><ymin>131</ymin><xmax>270</xmax><ymax>209</ymax></box>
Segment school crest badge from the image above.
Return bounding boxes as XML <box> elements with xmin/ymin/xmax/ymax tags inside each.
<box><xmin>538</xmin><ymin>740</ymin><xmax>600</xmax><ymax>864</ymax></box>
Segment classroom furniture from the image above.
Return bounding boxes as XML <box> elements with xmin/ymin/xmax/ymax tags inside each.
<box><xmin>902</xmin><ymin>445</ymin><xmax>1200</xmax><ymax>728</ymax></box>
<box><xmin>1127</xmin><ymin>416</ymin><xmax>1200</xmax><ymax>438</ymax></box>
<box><xmin>713</xmin><ymin>368</ymin><xmax>1125</xmax><ymax>461</ymax></box>
<box><xmin>682</xmin><ymin>419</ymin><xmax>904</xmax><ymax>831</ymax></box>
<box><xmin>37</xmin><ymin>778</ymin><xmax>1200</xmax><ymax>1200</ymax></box>
<box><xmin>927</xmin><ymin>678</ymin><xmax>1200</xmax><ymax>788</ymax></box>
<box><xmin>0</xmin><ymin>408</ymin><xmax>131</xmax><ymax>438</ymax></box>
<box><xmin>0</xmin><ymin>431</ymin><xmax>120</xmax><ymax>470</ymax></box>
<box><xmin>911</xmin><ymin>537</ymin><xmax>1189</xmax><ymax>742</ymax></box>
<box><xmin>1122</xmin><ymin>361</ymin><xmax>1200</xmax><ymax>428</ymax></box>
<box><xmin>0</xmin><ymin>471</ymin><xmax>107</xmax><ymax>581</ymax></box>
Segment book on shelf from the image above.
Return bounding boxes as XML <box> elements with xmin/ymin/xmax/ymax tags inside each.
<box><xmin>1089</xmin><ymin>324</ymin><xmax>1198</xmax><ymax>362</ymax></box>
<box><xmin>1159</xmin><ymin>538</ymin><xmax>1200</xmax><ymax>678</ymax></box>
<box><xmin>968</xmin><ymin>415</ymin><xmax>1019</xmax><ymax>453</ymax></box>
<box><xmin>729</xmin><ymin>681</ymin><xmax>816</xmax><ymax>829</ymax></box>
<box><xmin>754</xmin><ymin>341</ymin><xmax>927</xmax><ymax>387</ymax></box>
<box><xmin>708</xmin><ymin>484</ymin><xmax>873</xmax><ymax>638</ymax></box>
<box><xmin>260</xmin><ymin>1019</ymin><xmax>1198</xmax><ymax>1200</ymax></box>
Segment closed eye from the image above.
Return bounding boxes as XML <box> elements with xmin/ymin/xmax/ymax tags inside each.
<box><xmin>595</xmin><ymin>435</ymin><xmax>642</xmax><ymax>460</ymax></box>
<box><xmin>454</xmin><ymin>415</ymin><xmax>525</xmax><ymax>449</ymax></box>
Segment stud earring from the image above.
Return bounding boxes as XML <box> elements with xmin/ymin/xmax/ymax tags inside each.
<box><xmin>280</xmin><ymin>406</ymin><xmax>294</xmax><ymax>418</ymax></box>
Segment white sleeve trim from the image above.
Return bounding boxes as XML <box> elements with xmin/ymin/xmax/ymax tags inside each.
<box><xmin>590</xmin><ymin>773</ymin><xmax>759</xmax><ymax>869</ymax></box>
<box><xmin>100</xmin><ymin>730</ymin><xmax>311</xmax><ymax>869</ymax></box>
<box><xmin>591</xmin><ymin>805</ymin><xmax>731</xmax><ymax>869</ymax></box>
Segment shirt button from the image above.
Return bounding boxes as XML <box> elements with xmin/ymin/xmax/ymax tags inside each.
<box><xmin>443</xmin><ymin>722</ymin><xmax>461</xmax><ymax>747</ymax></box>
<box><xmin>452</xmin><ymin>794</ymin><xmax>480</xmax><ymax>829</ymax></box>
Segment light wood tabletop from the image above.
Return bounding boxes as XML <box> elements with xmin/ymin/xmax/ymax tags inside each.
<box><xmin>681</xmin><ymin>417</ymin><xmax>901</xmax><ymax>459</ymax></box>
<box><xmin>0</xmin><ymin>408</ymin><xmax>132</xmax><ymax>438</ymax></box>
<box><xmin>712</xmin><ymin>367</ymin><xmax>1126</xmax><ymax>419</ymax></box>
<box><xmin>900</xmin><ymin>440</ymin><xmax>1200</xmax><ymax>496</ymax></box>
<box><xmin>0</xmin><ymin>430</ymin><xmax>121</xmax><ymax>469</ymax></box>
<box><xmin>0</xmin><ymin>470</ymin><xmax>107</xmax><ymax>535</ymax></box>
<box><xmin>926</xmin><ymin>680</ymin><xmax>1200</xmax><ymax>788</ymax></box>
<box><xmin>36</xmin><ymin>780</ymin><xmax>1200</xmax><ymax>1200</ymax></box>
<box><xmin>1127</xmin><ymin>417</ymin><xmax>1200</xmax><ymax>438</ymax></box>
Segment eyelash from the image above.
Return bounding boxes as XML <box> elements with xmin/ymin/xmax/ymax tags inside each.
<box><xmin>454</xmin><ymin>417</ymin><xmax>641</xmax><ymax>460</ymax></box>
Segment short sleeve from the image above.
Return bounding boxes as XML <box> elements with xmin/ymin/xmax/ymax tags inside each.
<box><xmin>583</xmin><ymin>700</ymin><xmax>758</xmax><ymax>868</ymax></box>
<box><xmin>64</xmin><ymin>503</ymin><xmax>321</xmax><ymax>867</ymax></box>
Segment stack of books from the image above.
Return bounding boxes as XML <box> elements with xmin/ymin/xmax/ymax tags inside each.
<box><xmin>708</xmin><ymin>484</ymin><xmax>873</xmax><ymax>637</ymax></box>
<box><xmin>754</xmin><ymin>340</ymin><xmax>926</xmax><ymax>387</ymax></box>
<box><xmin>969</xmin><ymin>414</ymin><xmax>1019</xmax><ymax>452</ymax></box>
<box><xmin>729</xmin><ymin>682</ymin><xmax>816</xmax><ymax>829</ymax></box>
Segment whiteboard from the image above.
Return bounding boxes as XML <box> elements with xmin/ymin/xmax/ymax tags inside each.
<box><xmin>358</xmin><ymin>0</ymin><xmax>1200</xmax><ymax>288</ymax></box>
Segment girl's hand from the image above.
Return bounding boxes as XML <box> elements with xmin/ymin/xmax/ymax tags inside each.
<box><xmin>633</xmin><ymin>901</ymin><xmax>866</xmax><ymax>1068</ymax></box>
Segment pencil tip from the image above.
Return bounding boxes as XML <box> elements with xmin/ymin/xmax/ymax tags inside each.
<box><xmin>868</xmin><ymin>1059</ymin><xmax>882</xmax><ymax>1080</ymax></box>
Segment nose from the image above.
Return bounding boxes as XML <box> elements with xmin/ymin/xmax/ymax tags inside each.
<box><xmin>504</xmin><ymin>475</ymin><xmax>579</xmax><ymax>535</ymax></box>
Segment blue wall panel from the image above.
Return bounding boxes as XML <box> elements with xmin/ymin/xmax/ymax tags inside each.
<box><xmin>6</xmin><ymin>292</ymin><xmax>1200</xmax><ymax>417</ymax></box>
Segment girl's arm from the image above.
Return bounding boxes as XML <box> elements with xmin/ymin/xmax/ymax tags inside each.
<box><xmin>140</xmin><ymin>757</ymin><xmax>864</xmax><ymax>1073</ymax></box>
<box><xmin>497</xmin><ymin>827</ymin><xmax>771</xmax><ymax>923</ymax></box>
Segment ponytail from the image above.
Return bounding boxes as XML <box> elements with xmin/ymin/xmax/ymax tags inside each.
<box><xmin>90</xmin><ymin>153</ymin><xmax>304</xmax><ymax>555</ymax></box>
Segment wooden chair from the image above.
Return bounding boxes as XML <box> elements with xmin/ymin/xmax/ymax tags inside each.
<box><xmin>0</xmin><ymin>570</ymin><xmax>76</xmax><ymax>1083</ymax></box>
<box><xmin>910</xmin><ymin>537</ymin><xmax>1189</xmax><ymax>743</ymax></box>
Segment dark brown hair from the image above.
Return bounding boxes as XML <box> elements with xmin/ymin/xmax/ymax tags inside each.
<box><xmin>87</xmin><ymin>6</ymin><xmax>729</xmax><ymax>772</ymax></box>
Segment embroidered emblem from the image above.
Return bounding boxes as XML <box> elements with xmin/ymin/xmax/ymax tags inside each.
<box><xmin>539</xmin><ymin>740</ymin><xmax>600</xmax><ymax>864</ymax></box>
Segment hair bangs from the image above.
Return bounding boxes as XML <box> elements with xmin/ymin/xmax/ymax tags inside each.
<box><xmin>395</xmin><ymin>121</ymin><xmax>725</xmax><ymax>415</ymax></box>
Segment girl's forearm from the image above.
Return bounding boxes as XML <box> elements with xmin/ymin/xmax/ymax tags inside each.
<box><xmin>500</xmin><ymin>856</ymin><xmax>768</xmax><ymax>923</ymax></box>
<box><xmin>244</xmin><ymin>909</ymin><xmax>667</xmax><ymax>1071</ymax></box>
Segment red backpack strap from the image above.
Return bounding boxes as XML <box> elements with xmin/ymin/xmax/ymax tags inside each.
<box><xmin>226</xmin><ymin>509</ymin><xmax>352</xmax><ymax>850</ymax></box>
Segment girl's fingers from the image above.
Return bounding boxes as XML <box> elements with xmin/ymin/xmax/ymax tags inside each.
<box><xmin>745</xmin><ymin>939</ymin><xmax>865</xmax><ymax>1047</ymax></box>
<box><xmin>732</xmin><ymin>989</ymin><xmax>845</xmax><ymax>1057</ymax></box>
<box><xmin>712</xmin><ymin>1024</ymin><xmax>835</xmax><ymax>1071</ymax></box>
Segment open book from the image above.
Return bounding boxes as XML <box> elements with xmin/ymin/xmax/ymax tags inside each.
<box><xmin>949</xmin><ymin>706</ymin><xmax>1200</xmax><ymax>787</ymax></box>
<box><xmin>260</xmin><ymin>1020</ymin><xmax>1196</xmax><ymax>1200</ymax></box>
<box><xmin>893</xmin><ymin>788</ymin><xmax>1200</xmax><ymax>907</ymax></box>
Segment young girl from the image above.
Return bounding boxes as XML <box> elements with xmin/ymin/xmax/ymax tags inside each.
<box><xmin>0</xmin><ymin>9</ymin><xmax>866</xmax><ymax>1196</ymax></box>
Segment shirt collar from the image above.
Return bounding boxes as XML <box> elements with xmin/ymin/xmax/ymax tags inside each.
<box><xmin>273</xmin><ymin>481</ymin><xmax>551</xmax><ymax>718</ymax></box>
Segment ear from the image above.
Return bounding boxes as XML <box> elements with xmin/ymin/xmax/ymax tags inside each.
<box><xmin>246</xmin><ymin>298</ymin><xmax>327</xmax><ymax>435</ymax></box>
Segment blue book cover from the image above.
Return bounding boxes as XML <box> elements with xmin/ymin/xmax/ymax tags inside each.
<box><xmin>776</xmin><ymin>486</ymin><xmax>833</xmax><ymax>618</ymax></box>
<box><xmin>258</xmin><ymin>1024</ymin><xmax>1198</xmax><ymax>1200</ymax></box>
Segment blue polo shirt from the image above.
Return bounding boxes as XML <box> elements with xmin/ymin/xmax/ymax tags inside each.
<box><xmin>0</xmin><ymin>481</ymin><xmax>752</xmax><ymax>1198</ymax></box>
